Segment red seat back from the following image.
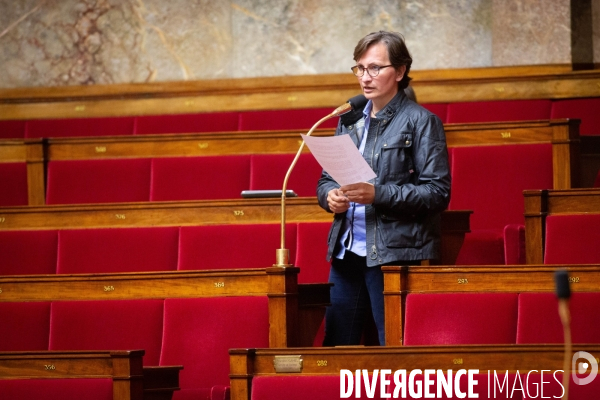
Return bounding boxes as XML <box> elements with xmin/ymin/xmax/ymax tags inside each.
<box><xmin>134</xmin><ymin>112</ymin><xmax>239</xmax><ymax>134</ymax></box>
<box><xmin>0</xmin><ymin>230</ymin><xmax>58</xmax><ymax>275</ymax></box>
<box><xmin>421</xmin><ymin>103</ymin><xmax>448</xmax><ymax>123</ymax></box>
<box><xmin>294</xmin><ymin>222</ymin><xmax>331</xmax><ymax>283</ymax></box>
<box><xmin>150</xmin><ymin>155</ymin><xmax>251</xmax><ymax>201</ymax></box>
<box><xmin>57</xmin><ymin>227</ymin><xmax>179</xmax><ymax>274</ymax></box>
<box><xmin>249</xmin><ymin>153</ymin><xmax>322</xmax><ymax>197</ymax></box>
<box><xmin>403</xmin><ymin>293</ymin><xmax>518</xmax><ymax>345</ymax></box>
<box><xmin>49</xmin><ymin>299</ymin><xmax>164</xmax><ymax>366</ymax></box>
<box><xmin>178</xmin><ymin>224</ymin><xmax>296</xmax><ymax>270</ymax></box>
<box><xmin>0</xmin><ymin>162</ymin><xmax>28</xmax><ymax>206</ymax></box>
<box><xmin>238</xmin><ymin>108</ymin><xmax>338</xmax><ymax>131</ymax></box>
<box><xmin>46</xmin><ymin>158</ymin><xmax>151</xmax><ymax>204</ymax></box>
<box><xmin>543</xmin><ymin>214</ymin><xmax>600</xmax><ymax>264</ymax></box>
<box><xmin>516</xmin><ymin>292</ymin><xmax>600</xmax><ymax>344</ymax></box>
<box><xmin>0</xmin><ymin>120</ymin><xmax>26</xmax><ymax>139</ymax></box>
<box><xmin>551</xmin><ymin>98</ymin><xmax>600</xmax><ymax>136</ymax></box>
<box><xmin>449</xmin><ymin>144</ymin><xmax>553</xmax><ymax>230</ymax></box>
<box><xmin>0</xmin><ymin>302</ymin><xmax>50</xmax><ymax>351</ymax></box>
<box><xmin>26</xmin><ymin>116</ymin><xmax>135</xmax><ymax>138</ymax></box>
<box><xmin>446</xmin><ymin>99</ymin><xmax>551</xmax><ymax>124</ymax></box>
<box><xmin>160</xmin><ymin>297</ymin><xmax>269</xmax><ymax>391</ymax></box>
<box><xmin>0</xmin><ymin>379</ymin><xmax>113</xmax><ymax>400</ymax></box>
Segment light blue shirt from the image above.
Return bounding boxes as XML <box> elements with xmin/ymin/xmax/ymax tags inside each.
<box><xmin>335</xmin><ymin>100</ymin><xmax>373</xmax><ymax>259</ymax></box>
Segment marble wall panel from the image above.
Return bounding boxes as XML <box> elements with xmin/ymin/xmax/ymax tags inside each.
<box><xmin>594</xmin><ymin>0</ymin><xmax>600</xmax><ymax>65</ymax></box>
<box><xmin>0</xmin><ymin>0</ymin><xmax>580</xmax><ymax>88</ymax></box>
<box><xmin>491</xmin><ymin>0</ymin><xmax>571</xmax><ymax>66</ymax></box>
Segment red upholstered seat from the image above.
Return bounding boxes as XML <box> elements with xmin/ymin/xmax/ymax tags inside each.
<box><xmin>160</xmin><ymin>297</ymin><xmax>269</xmax><ymax>395</ymax></box>
<box><xmin>0</xmin><ymin>120</ymin><xmax>26</xmax><ymax>138</ymax></box>
<box><xmin>449</xmin><ymin>144</ymin><xmax>553</xmax><ymax>264</ymax></box>
<box><xmin>403</xmin><ymin>293</ymin><xmax>518</xmax><ymax>345</ymax></box>
<box><xmin>57</xmin><ymin>227</ymin><xmax>179</xmax><ymax>274</ymax></box>
<box><xmin>26</xmin><ymin>116</ymin><xmax>135</xmax><ymax>138</ymax></box>
<box><xmin>543</xmin><ymin>214</ymin><xmax>600</xmax><ymax>264</ymax></box>
<box><xmin>0</xmin><ymin>230</ymin><xmax>58</xmax><ymax>275</ymax></box>
<box><xmin>0</xmin><ymin>379</ymin><xmax>113</xmax><ymax>400</ymax></box>
<box><xmin>238</xmin><ymin>108</ymin><xmax>339</xmax><ymax>131</ymax></box>
<box><xmin>421</xmin><ymin>103</ymin><xmax>448</xmax><ymax>123</ymax></box>
<box><xmin>294</xmin><ymin>222</ymin><xmax>331</xmax><ymax>284</ymax></box>
<box><xmin>150</xmin><ymin>155</ymin><xmax>251</xmax><ymax>201</ymax></box>
<box><xmin>249</xmin><ymin>153</ymin><xmax>322</xmax><ymax>197</ymax></box>
<box><xmin>446</xmin><ymin>99</ymin><xmax>551</xmax><ymax>123</ymax></box>
<box><xmin>46</xmin><ymin>158</ymin><xmax>151</xmax><ymax>204</ymax></box>
<box><xmin>0</xmin><ymin>162</ymin><xmax>28</xmax><ymax>206</ymax></box>
<box><xmin>516</xmin><ymin>292</ymin><xmax>600</xmax><ymax>344</ymax></box>
<box><xmin>551</xmin><ymin>97</ymin><xmax>600</xmax><ymax>136</ymax></box>
<box><xmin>0</xmin><ymin>302</ymin><xmax>50</xmax><ymax>351</ymax></box>
<box><xmin>49</xmin><ymin>299</ymin><xmax>164</xmax><ymax>366</ymax></box>
<box><xmin>178</xmin><ymin>224</ymin><xmax>296</xmax><ymax>270</ymax></box>
<box><xmin>503</xmin><ymin>224</ymin><xmax>526</xmax><ymax>265</ymax></box>
<box><xmin>134</xmin><ymin>112</ymin><xmax>239</xmax><ymax>134</ymax></box>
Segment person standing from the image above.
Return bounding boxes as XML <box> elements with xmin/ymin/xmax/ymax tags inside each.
<box><xmin>317</xmin><ymin>31</ymin><xmax>451</xmax><ymax>346</ymax></box>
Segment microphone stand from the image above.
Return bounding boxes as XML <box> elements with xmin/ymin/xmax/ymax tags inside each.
<box><xmin>555</xmin><ymin>269</ymin><xmax>572</xmax><ymax>400</ymax></box>
<box><xmin>275</xmin><ymin>102</ymin><xmax>353</xmax><ymax>267</ymax></box>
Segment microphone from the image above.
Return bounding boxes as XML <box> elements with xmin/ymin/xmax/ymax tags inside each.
<box><xmin>274</xmin><ymin>96</ymin><xmax>365</xmax><ymax>267</ymax></box>
<box><xmin>555</xmin><ymin>269</ymin><xmax>572</xmax><ymax>400</ymax></box>
<box><xmin>340</xmin><ymin>94</ymin><xmax>368</xmax><ymax>127</ymax></box>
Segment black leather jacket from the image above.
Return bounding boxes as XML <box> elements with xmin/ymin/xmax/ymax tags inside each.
<box><xmin>317</xmin><ymin>91</ymin><xmax>451</xmax><ymax>265</ymax></box>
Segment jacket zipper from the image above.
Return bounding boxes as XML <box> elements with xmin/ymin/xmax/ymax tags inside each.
<box><xmin>369</xmin><ymin>121</ymin><xmax>381</xmax><ymax>261</ymax></box>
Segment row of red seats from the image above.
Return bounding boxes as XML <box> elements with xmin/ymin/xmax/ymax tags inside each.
<box><xmin>2</xmin><ymin>296</ymin><xmax>268</xmax><ymax>400</ymax></box>
<box><xmin>0</xmin><ymin>222</ymin><xmax>331</xmax><ymax>282</ymax></box>
<box><xmin>4</xmin><ymin>292</ymin><xmax>600</xmax><ymax>398</ymax></box>
<box><xmin>1</xmin><ymin>98</ymin><xmax>599</xmax><ymax>139</ymax></box>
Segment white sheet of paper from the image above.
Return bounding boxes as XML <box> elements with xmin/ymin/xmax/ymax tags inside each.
<box><xmin>301</xmin><ymin>134</ymin><xmax>377</xmax><ymax>186</ymax></box>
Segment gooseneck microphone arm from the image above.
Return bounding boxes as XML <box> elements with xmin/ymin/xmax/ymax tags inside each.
<box><xmin>275</xmin><ymin>95</ymin><xmax>367</xmax><ymax>267</ymax></box>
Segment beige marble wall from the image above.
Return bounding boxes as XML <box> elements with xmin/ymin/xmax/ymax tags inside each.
<box><xmin>594</xmin><ymin>0</ymin><xmax>600</xmax><ymax>65</ymax></box>
<box><xmin>0</xmin><ymin>0</ymin><xmax>579</xmax><ymax>88</ymax></box>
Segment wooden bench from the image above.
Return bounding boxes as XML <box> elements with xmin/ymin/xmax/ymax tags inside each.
<box><xmin>229</xmin><ymin>344</ymin><xmax>600</xmax><ymax>400</ymax></box>
<box><xmin>0</xmin><ymin>350</ymin><xmax>161</xmax><ymax>400</ymax></box>
<box><xmin>382</xmin><ymin>264</ymin><xmax>600</xmax><ymax>346</ymax></box>
<box><xmin>524</xmin><ymin>188</ymin><xmax>600</xmax><ymax>264</ymax></box>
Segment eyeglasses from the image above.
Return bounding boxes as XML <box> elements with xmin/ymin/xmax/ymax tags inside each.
<box><xmin>351</xmin><ymin>64</ymin><xmax>393</xmax><ymax>77</ymax></box>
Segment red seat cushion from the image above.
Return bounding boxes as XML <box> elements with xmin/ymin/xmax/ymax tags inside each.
<box><xmin>551</xmin><ymin>98</ymin><xmax>600</xmax><ymax>136</ymax></box>
<box><xmin>446</xmin><ymin>99</ymin><xmax>551</xmax><ymax>124</ymax></box>
<box><xmin>49</xmin><ymin>299</ymin><xmax>164</xmax><ymax>365</ymax></box>
<box><xmin>178</xmin><ymin>224</ymin><xmax>296</xmax><ymax>270</ymax></box>
<box><xmin>150</xmin><ymin>155</ymin><xmax>251</xmax><ymax>201</ymax></box>
<box><xmin>544</xmin><ymin>214</ymin><xmax>600</xmax><ymax>264</ymax></box>
<box><xmin>294</xmin><ymin>222</ymin><xmax>331</xmax><ymax>283</ymax></box>
<box><xmin>57</xmin><ymin>227</ymin><xmax>179</xmax><ymax>274</ymax></box>
<box><xmin>249</xmin><ymin>153</ymin><xmax>322</xmax><ymax>197</ymax></box>
<box><xmin>160</xmin><ymin>297</ymin><xmax>269</xmax><ymax>391</ymax></box>
<box><xmin>517</xmin><ymin>292</ymin><xmax>600</xmax><ymax>344</ymax></box>
<box><xmin>403</xmin><ymin>293</ymin><xmax>518</xmax><ymax>345</ymax></box>
<box><xmin>0</xmin><ymin>120</ymin><xmax>26</xmax><ymax>139</ymax></box>
<box><xmin>135</xmin><ymin>112</ymin><xmax>239</xmax><ymax>134</ymax></box>
<box><xmin>26</xmin><ymin>116</ymin><xmax>135</xmax><ymax>138</ymax></box>
<box><xmin>0</xmin><ymin>379</ymin><xmax>113</xmax><ymax>400</ymax></box>
<box><xmin>0</xmin><ymin>302</ymin><xmax>50</xmax><ymax>351</ymax></box>
<box><xmin>0</xmin><ymin>162</ymin><xmax>28</xmax><ymax>206</ymax></box>
<box><xmin>238</xmin><ymin>108</ymin><xmax>339</xmax><ymax>131</ymax></box>
<box><xmin>421</xmin><ymin>103</ymin><xmax>448</xmax><ymax>123</ymax></box>
<box><xmin>0</xmin><ymin>230</ymin><xmax>58</xmax><ymax>275</ymax></box>
<box><xmin>46</xmin><ymin>158</ymin><xmax>151</xmax><ymax>204</ymax></box>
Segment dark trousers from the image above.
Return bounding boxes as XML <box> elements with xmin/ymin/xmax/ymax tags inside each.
<box><xmin>323</xmin><ymin>251</ymin><xmax>385</xmax><ymax>346</ymax></box>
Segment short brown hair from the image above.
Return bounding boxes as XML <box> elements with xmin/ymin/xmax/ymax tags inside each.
<box><xmin>353</xmin><ymin>31</ymin><xmax>412</xmax><ymax>90</ymax></box>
